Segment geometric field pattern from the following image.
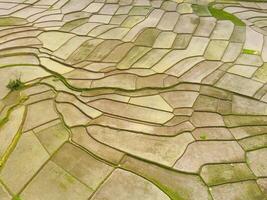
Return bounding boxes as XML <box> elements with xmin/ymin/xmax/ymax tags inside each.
<box><xmin>0</xmin><ymin>0</ymin><xmax>267</xmax><ymax>199</ymax></box>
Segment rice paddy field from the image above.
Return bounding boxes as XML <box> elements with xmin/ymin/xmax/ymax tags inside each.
<box><xmin>0</xmin><ymin>0</ymin><xmax>267</xmax><ymax>200</ymax></box>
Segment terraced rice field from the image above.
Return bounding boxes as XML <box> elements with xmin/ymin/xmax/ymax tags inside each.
<box><xmin>0</xmin><ymin>0</ymin><xmax>267</xmax><ymax>200</ymax></box>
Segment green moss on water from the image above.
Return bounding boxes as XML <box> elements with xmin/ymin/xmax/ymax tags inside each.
<box><xmin>243</xmin><ymin>182</ymin><xmax>266</xmax><ymax>200</ymax></box>
<box><xmin>239</xmin><ymin>134</ymin><xmax>267</xmax><ymax>151</ymax></box>
<box><xmin>238</xmin><ymin>0</ymin><xmax>267</xmax><ymax>1</ymax></box>
<box><xmin>200</xmin><ymin>134</ymin><xmax>207</xmax><ymax>140</ymax></box>
<box><xmin>152</xmin><ymin>180</ymin><xmax>186</xmax><ymax>200</ymax></box>
<box><xmin>201</xmin><ymin>164</ymin><xmax>256</xmax><ymax>186</ymax></box>
<box><xmin>254</xmin><ymin>63</ymin><xmax>267</xmax><ymax>82</ymax></box>
<box><xmin>242</xmin><ymin>49</ymin><xmax>258</xmax><ymax>55</ymax></box>
<box><xmin>0</xmin><ymin>17</ymin><xmax>27</xmax><ymax>26</ymax></box>
<box><xmin>129</xmin><ymin>6</ymin><xmax>151</xmax><ymax>15</ymax></box>
<box><xmin>135</xmin><ymin>28</ymin><xmax>161</xmax><ymax>46</ymax></box>
<box><xmin>0</xmin><ymin>117</ymin><xmax>8</xmax><ymax>128</ymax></box>
<box><xmin>122</xmin><ymin>16</ymin><xmax>145</xmax><ymax>28</ymax></box>
<box><xmin>0</xmin><ymin>91</ymin><xmax>27</xmax><ymax>128</ymax></box>
<box><xmin>60</xmin><ymin>18</ymin><xmax>88</xmax><ymax>31</ymax></box>
<box><xmin>208</xmin><ymin>5</ymin><xmax>245</xmax><ymax>26</ymax></box>
<box><xmin>12</xmin><ymin>195</ymin><xmax>22</xmax><ymax>200</ymax></box>
<box><xmin>65</xmin><ymin>174</ymin><xmax>75</xmax><ymax>184</ymax></box>
<box><xmin>192</xmin><ymin>4</ymin><xmax>211</xmax><ymax>16</ymax></box>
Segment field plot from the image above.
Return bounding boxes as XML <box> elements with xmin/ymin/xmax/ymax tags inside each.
<box><xmin>0</xmin><ymin>0</ymin><xmax>266</xmax><ymax>200</ymax></box>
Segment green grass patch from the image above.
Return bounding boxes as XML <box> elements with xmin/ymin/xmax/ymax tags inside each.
<box><xmin>242</xmin><ymin>49</ymin><xmax>258</xmax><ymax>55</ymax></box>
<box><xmin>208</xmin><ymin>5</ymin><xmax>245</xmax><ymax>26</ymax></box>
<box><xmin>12</xmin><ymin>195</ymin><xmax>22</xmax><ymax>200</ymax></box>
<box><xmin>0</xmin><ymin>17</ymin><xmax>27</xmax><ymax>26</ymax></box>
<box><xmin>6</xmin><ymin>78</ymin><xmax>25</xmax><ymax>91</ymax></box>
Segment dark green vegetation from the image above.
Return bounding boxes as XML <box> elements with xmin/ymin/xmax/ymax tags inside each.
<box><xmin>208</xmin><ymin>5</ymin><xmax>245</xmax><ymax>26</ymax></box>
<box><xmin>6</xmin><ymin>78</ymin><xmax>25</xmax><ymax>91</ymax></box>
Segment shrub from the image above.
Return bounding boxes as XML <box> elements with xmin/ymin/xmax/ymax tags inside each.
<box><xmin>6</xmin><ymin>78</ymin><xmax>24</xmax><ymax>91</ymax></box>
